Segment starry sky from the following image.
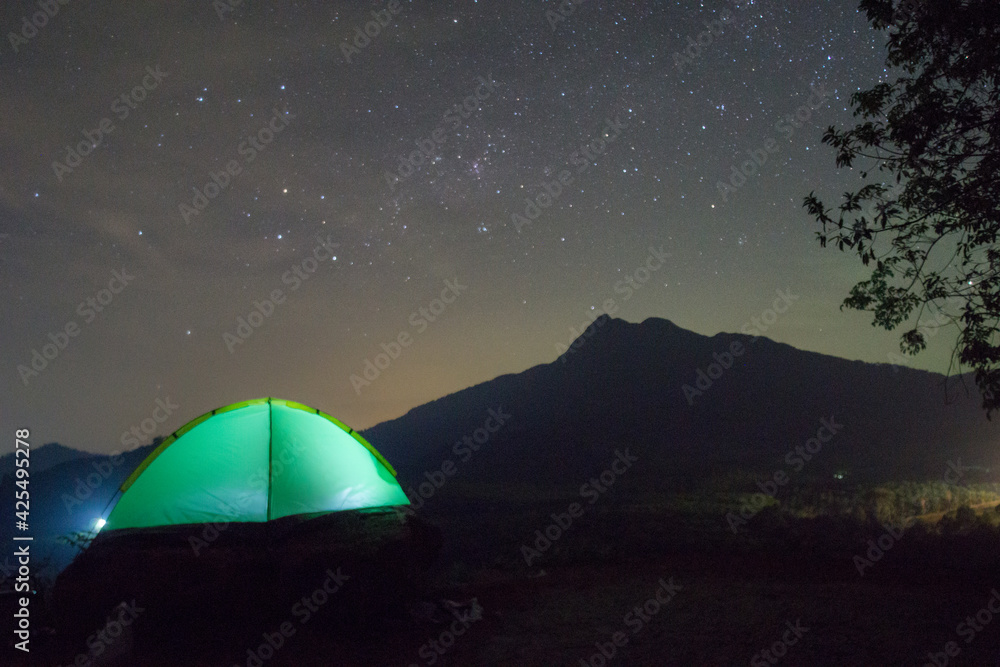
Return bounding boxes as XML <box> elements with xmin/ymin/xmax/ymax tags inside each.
<box><xmin>0</xmin><ymin>0</ymin><xmax>953</xmax><ymax>455</ymax></box>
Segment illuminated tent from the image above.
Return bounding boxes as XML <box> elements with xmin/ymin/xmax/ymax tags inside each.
<box><xmin>101</xmin><ymin>397</ymin><xmax>409</xmax><ymax>531</ymax></box>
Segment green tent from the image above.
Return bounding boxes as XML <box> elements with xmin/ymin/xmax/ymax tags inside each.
<box><xmin>102</xmin><ymin>398</ymin><xmax>409</xmax><ymax>531</ymax></box>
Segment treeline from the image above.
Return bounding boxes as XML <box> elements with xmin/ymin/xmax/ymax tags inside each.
<box><xmin>761</xmin><ymin>481</ymin><xmax>1000</xmax><ymax>524</ymax></box>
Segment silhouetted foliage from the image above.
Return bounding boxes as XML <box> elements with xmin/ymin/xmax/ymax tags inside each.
<box><xmin>55</xmin><ymin>529</ymin><xmax>96</xmax><ymax>553</ymax></box>
<box><xmin>804</xmin><ymin>0</ymin><xmax>1000</xmax><ymax>414</ymax></box>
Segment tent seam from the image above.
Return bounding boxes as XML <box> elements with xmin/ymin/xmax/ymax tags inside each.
<box><xmin>266</xmin><ymin>397</ymin><xmax>273</xmax><ymax>521</ymax></box>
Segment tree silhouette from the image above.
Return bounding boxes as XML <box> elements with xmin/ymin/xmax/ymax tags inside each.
<box><xmin>804</xmin><ymin>0</ymin><xmax>1000</xmax><ymax>414</ymax></box>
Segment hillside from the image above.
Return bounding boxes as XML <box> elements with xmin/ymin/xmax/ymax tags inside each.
<box><xmin>0</xmin><ymin>443</ymin><xmax>91</xmax><ymax>478</ymax></box>
<box><xmin>5</xmin><ymin>316</ymin><xmax>997</xmax><ymax>550</ymax></box>
<box><xmin>363</xmin><ymin>316</ymin><xmax>999</xmax><ymax>495</ymax></box>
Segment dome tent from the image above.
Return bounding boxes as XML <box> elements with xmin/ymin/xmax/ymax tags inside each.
<box><xmin>102</xmin><ymin>397</ymin><xmax>409</xmax><ymax>531</ymax></box>
<box><xmin>52</xmin><ymin>398</ymin><xmax>440</xmax><ymax>655</ymax></box>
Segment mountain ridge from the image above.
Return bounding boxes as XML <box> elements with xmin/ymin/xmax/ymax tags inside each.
<box><xmin>361</xmin><ymin>315</ymin><xmax>996</xmax><ymax>494</ymax></box>
<box><xmin>2</xmin><ymin>315</ymin><xmax>993</xmax><ymax>551</ymax></box>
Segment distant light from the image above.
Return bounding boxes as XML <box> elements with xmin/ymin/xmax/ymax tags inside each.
<box><xmin>95</xmin><ymin>518</ymin><xmax>106</xmax><ymax>530</ymax></box>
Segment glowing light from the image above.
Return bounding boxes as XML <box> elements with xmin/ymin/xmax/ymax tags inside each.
<box><xmin>95</xmin><ymin>518</ymin><xmax>106</xmax><ymax>530</ymax></box>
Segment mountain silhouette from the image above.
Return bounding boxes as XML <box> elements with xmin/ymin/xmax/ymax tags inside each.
<box><xmin>364</xmin><ymin>316</ymin><xmax>998</xmax><ymax>496</ymax></box>
<box><xmin>3</xmin><ymin>316</ymin><xmax>997</xmax><ymax>555</ymax></box>
<box><xmin>0</xmin><ymin>442</ymin><xmax>92</xmax><ymax>478</ymax></box>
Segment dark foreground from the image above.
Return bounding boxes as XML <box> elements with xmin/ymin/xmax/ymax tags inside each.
<box><xmin>10</xmin><ymin>498</ymin><xmax>1000</xmax><ymax>666</ymax></box>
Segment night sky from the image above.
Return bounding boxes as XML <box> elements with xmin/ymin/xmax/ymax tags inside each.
<box><xmin>0</xmin><ymin>0</ymin><xmax>949</xmax><ymax>455</ymax></box>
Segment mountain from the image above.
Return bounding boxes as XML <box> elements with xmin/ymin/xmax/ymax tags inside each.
<box><xmin>0</xmin><ymin>442</ymin><xmax>92</xmax><ymax>478</ymax></box>
<box><xmin>0</xmin><ymin>444</ymin><xmax>155</xmax><ymax>558</ymax></box>
<box><xmin>362</xmin><ymin>316</ymin><xmax>1000</xmax><ymax>496</ymax></box>
<box><xmin>4</xmin><ymin>316</ymin><xmax>998</xmax><ymax>556</ymax></box>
